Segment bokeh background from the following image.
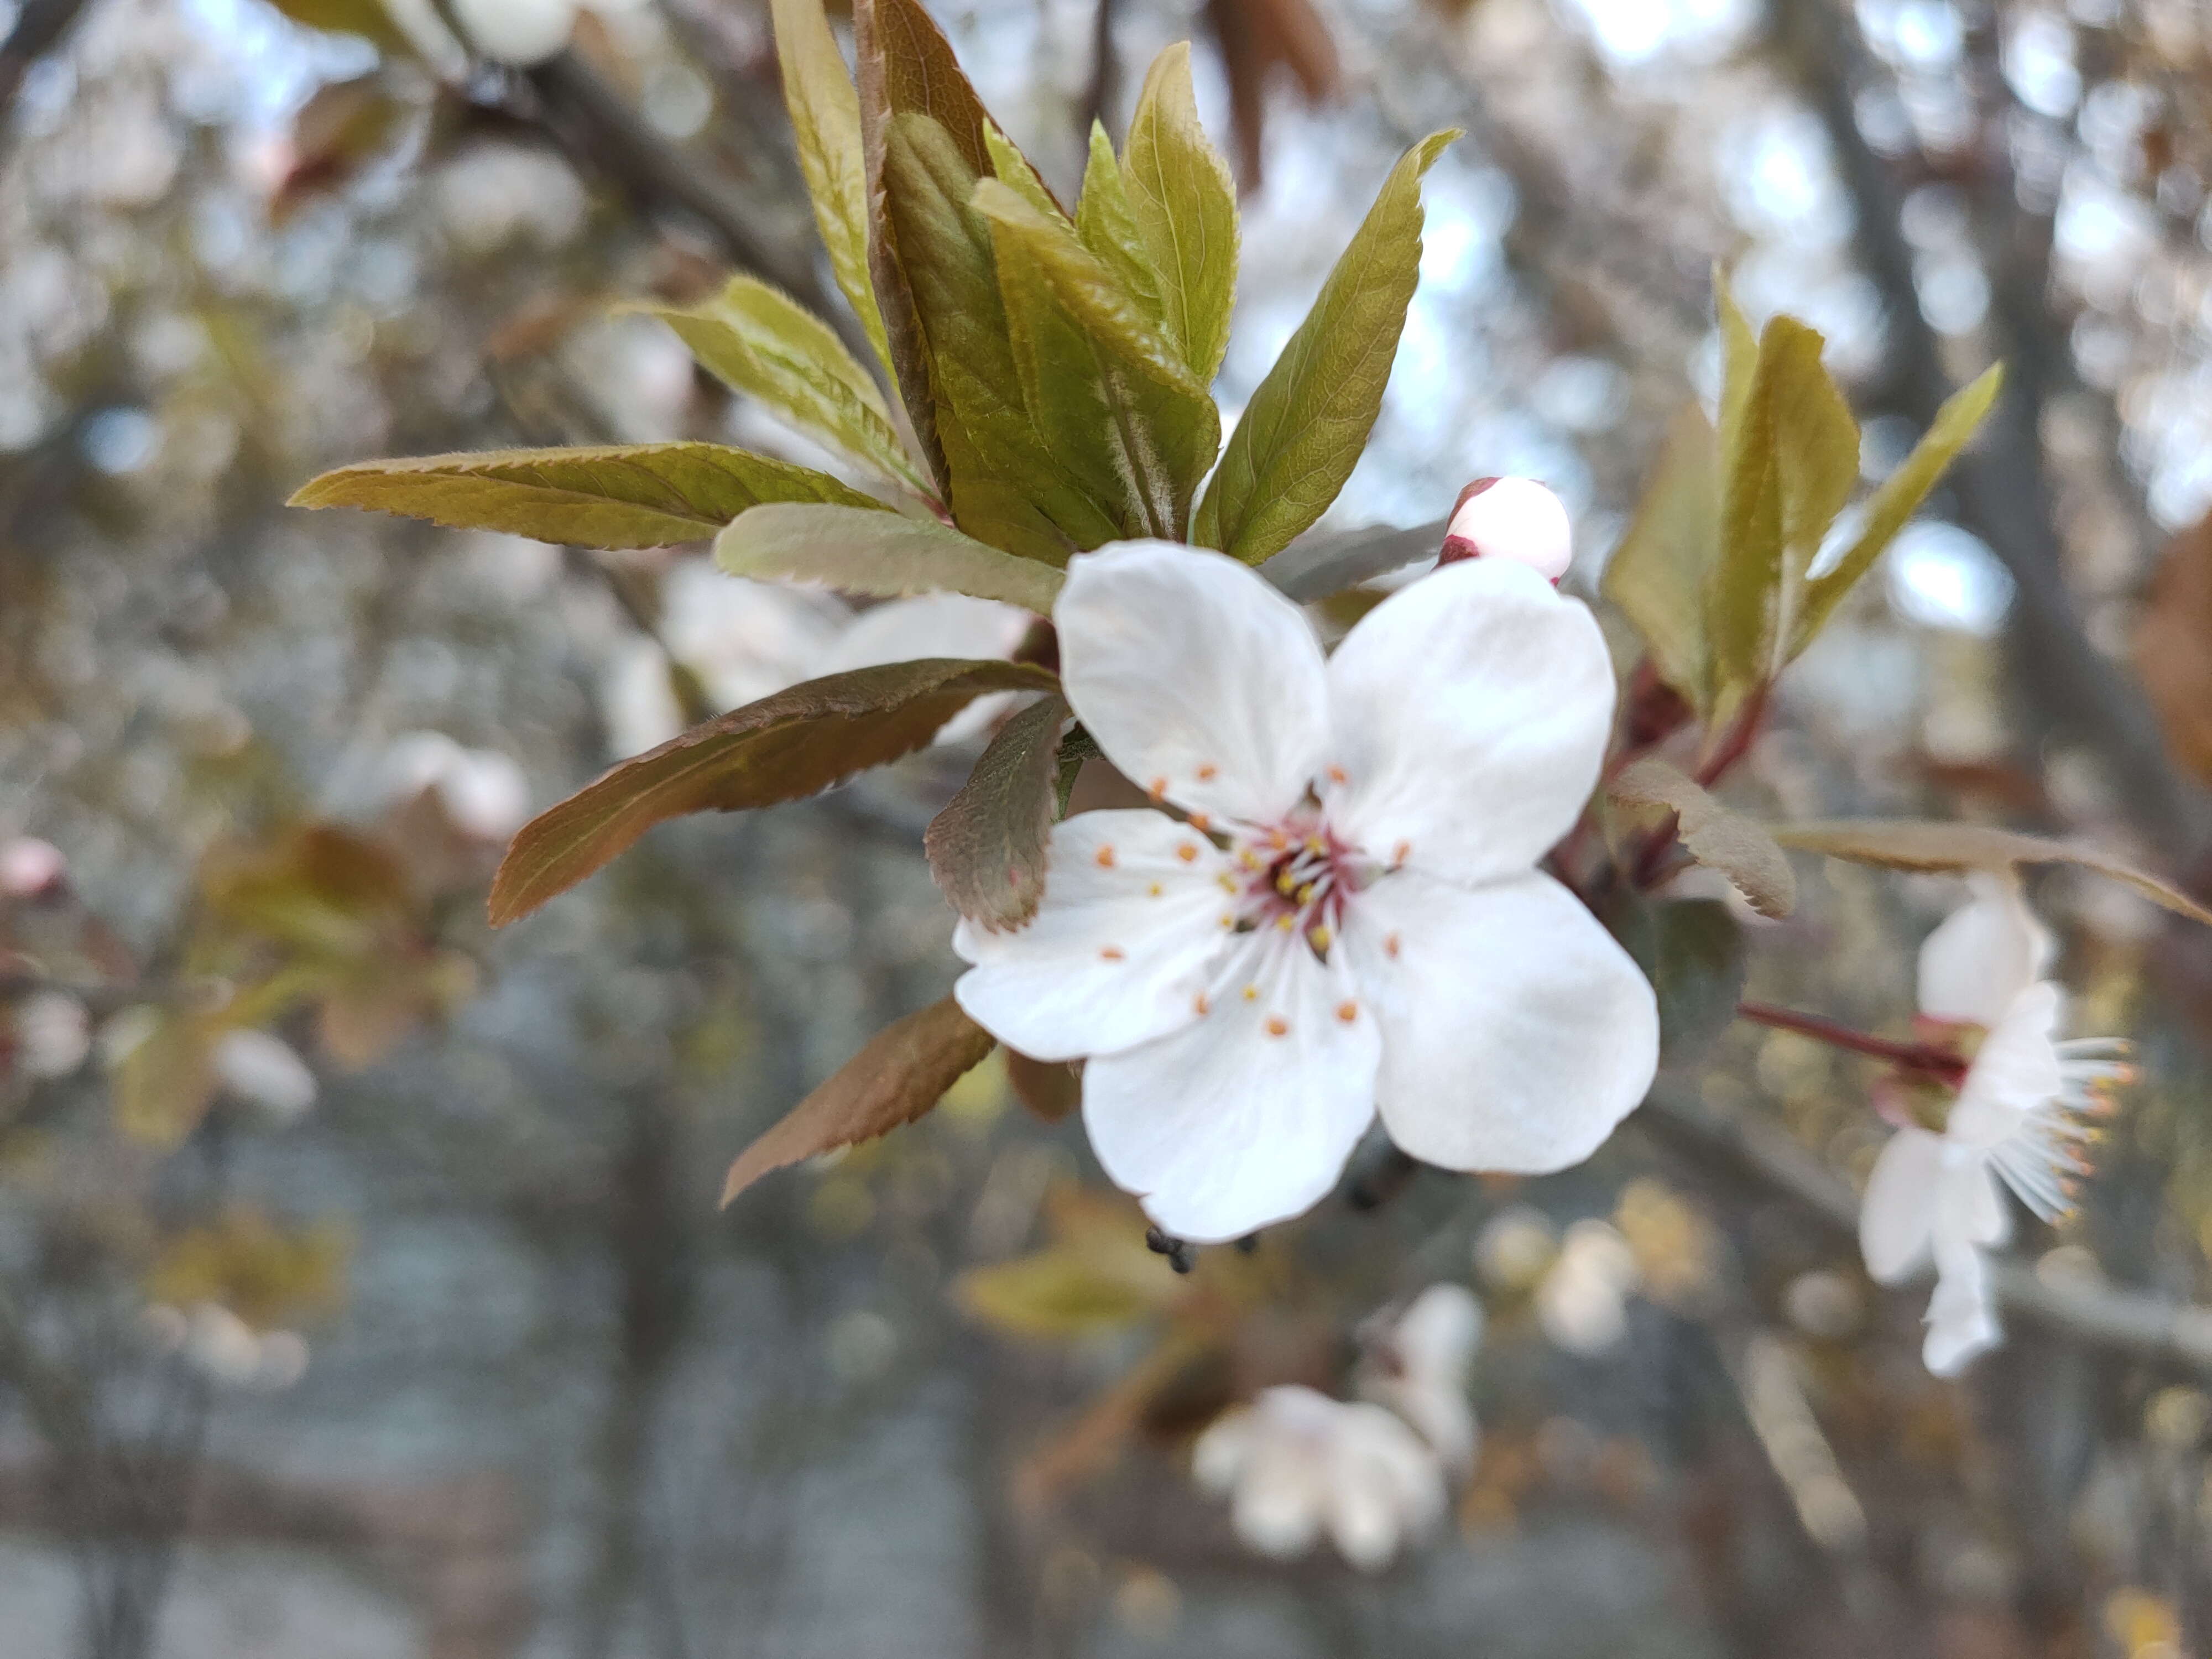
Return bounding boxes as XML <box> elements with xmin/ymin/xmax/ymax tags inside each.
<box><xmin>7</xmin><ymin>0</ymin><xmax>2212</xmax><ymax>1653</ymax></box>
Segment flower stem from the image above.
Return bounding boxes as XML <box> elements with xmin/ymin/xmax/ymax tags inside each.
<box><xmin>1736</xmin><ymin>1000</ymin><xmax>1968</xmax><ymax>1083</ymax></box>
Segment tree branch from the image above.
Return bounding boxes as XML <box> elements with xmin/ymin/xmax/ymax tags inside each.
<box><xmin>1639</xmin><ymin>1083</ymin><xmax>2212</xmax><ymax>1376</ymax></box>
<box><xmin>520</xmin><ymin>52</ymin><xmax>874</xmax><ymax>365</ymax></box>
<box><xmin>1768</xmin><ymin>0</ymin><xmax>2208</xmax><ymax>858</ymax></box>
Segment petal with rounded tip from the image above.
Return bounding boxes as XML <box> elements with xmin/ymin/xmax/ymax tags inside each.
<box><xmin>953</xmin><ymin>810</ymin><xmax>1235</xmax><ymax>1062</ymax></box>
<box><xmin>1922</xmin><ymin>1239</ymin><xmax>2001</xmax><ymax>1376</ymax></box>
<box><xmin>1056</xmin><ymin>541</ymin><xmax>1328</xmax><ymax>828</ymax></box>
<box><xmin>1339</xmin><ymin>869</ymin><xmax>1657</xmax><ymax>1173</ymax></box>
<box><xmin>1441</xmin><ymin>476</ymin><xmax>1573</xmax><ymax>580</ymax></box>
<box><xmin>1917</xmin><ymin>872</ymin><xmax>2054</xmax><ymax>1026</ymax></box>
<box><xmin>1081</xmin><ymin>930</ymin><xmax>1379</xmax><ymax>1243</ymax></box>
<box><xmin>1859</xmin><ymin>1127</ymin><xmax>1944</xmax><ymax>1283</ymax></box>
<box><xmin>1323</xmin><ymin>559</ymin><xmax>1614</xmax><ymax>888</ymax></box>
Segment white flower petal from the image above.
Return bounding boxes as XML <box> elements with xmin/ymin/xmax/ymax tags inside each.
<box><xmin>1325</xmin><ymin>1404</ymin><xmax>1444</xmax><ymax>1571</ymax></box>
<box><xmin>1340</xmin><ymin>870</ymin><xmax>1657</xmax><ymax>1173</ymax></box>
<box><xmin>1081</xmin><ymin>930</ymin><xmax>1380</xmax><ymax>1243</ymax></box>
<box><xmin>1922</xmin><ymin>1239</ymin><xmax>2001</xmax><ymax>1376</ymax></box>
<box><xmin>1193</xmin><ymin>1409</ymin><xmax>1259</xmax><ymax>1495</ymax></box>
<box><xmin>211</xmin><ymin>1029</ymin><xmax>317</xmax><ymax>1123</ymax></box>
<box><xmin>451</xmin><ymin>0</ymin><xmax>578</xmax><ymax>62</ymax></box>
<box><xmin>1859</xmin><ymin>1126</ymin><xmax>1944</xmax><ymax>1283</ymax></box>
<box><xmin>1917</xmin><ymin>873</ymin><xmax>2054</xmax><ymax>1026</ymax></box>
<box><xmin>1947</xmin><ymin>982</ymin><xmax>2063</xmax><ymax>1146</ymax></box>
<box><xmin>953</xmin><ymin>810</ymin><xmax>1235</xmax><ymax>1061</ymax></box>
<box><xmin>1056</xmin><ymin>541</ymin><xmax>1328</xmax><ymax>827</ymax></box>
<box><xmin>1323</xmin><ymin>559</ymin><xmax>1614</xmax><ymax>888</ymax></box>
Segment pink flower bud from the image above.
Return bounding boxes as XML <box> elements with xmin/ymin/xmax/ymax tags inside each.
<box><xmin>0</xmin><ymin>838</ymin><xmax>66</xmax><ymax>898</ymax></box>
<box><xmin>1437</xmin><ymin>477</ymin><xmax>1572</xmax><ymax>582</ymax></box>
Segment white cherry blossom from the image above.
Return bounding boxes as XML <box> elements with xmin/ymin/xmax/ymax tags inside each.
<box><xmin>380</xmin><ymin>732</ymin><xmax>532</xmax><ymax>843</ymax></box>
<box><xmin>953</xmin><ymin>541</ymin><xmax>1657</xmax><ymax>1243</ymax></box>
<box><xmin>1355</xmin><ymin>1283</ymin><xmax>1484</xmax><ymax>1470</ymax></box>
<box><xmin>1859</xmin><ymin>875</ymin><xmax>2128</xmax><ymax>1376</ymax></box>
<box><xmin>1193</xmin><ymin>1384</ymin><xmax>1446</xmax><ymax>1571</ymax></box>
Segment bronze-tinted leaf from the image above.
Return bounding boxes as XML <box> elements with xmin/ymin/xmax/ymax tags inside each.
<box><xmin>854</xmin><ymin>0</ymin><xmax>1001</xmax><ymax>490</ymax></box>
<box><xmin>720</xmin><ymin>996</ymin><xmax>997</xmax><ymax>1202</ymax></box>
<box><xmin>290</xmin><ymin>444</ymin><xmax>884</xmax><ymax>549</ymax></box>
<box><xmin>1610</xmin><ymin>757</ymin><xmax>1796</xmax><ymax>919</ymax></box>
<box><xmin>925</xmin><ymin>693</ymin><xmax>1067</xmax><ymax>930</ymax></box>
<box><xmin>1772</xmin><ymin>820</ymin><xmax>2212</xmax><ymax>927</ymax></box>
<box><xmin>489</xmin><ymin>658</ymin><xmax>1060</xmax><ymax>926</ymax></box>
<box><xmin>1005</xmin><ymin>1049</ymin><xmax>1081</xmax><ymax>1122</ymax></box>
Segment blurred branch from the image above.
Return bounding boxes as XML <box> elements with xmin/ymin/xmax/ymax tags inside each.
<box><xmin>1768</xmin><ymin>0</ymin><xmax>2209</xmax><ymax>859</ymax></box>
<box><xmin>0</xmin><ymin>0</ymin><xmax>91</xmax><ymax>128</ymax></box>
<box><xmin>520</xmin><ymin>52</ymin><xmax>872</xmax><ymax>364</ymax></box>
<box><xmin>1640</xmin><ymin>1083</ymin><xmax>2212</xmax><ymax>1377</ymax></box>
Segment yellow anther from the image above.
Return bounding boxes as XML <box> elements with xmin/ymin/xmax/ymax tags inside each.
<box><xmin>1308</xmin><ymin>925</ymin><xmax>1332</xmax><ymax>951</ymax></box>
<box><xmin>1148</xmin><ymin>883</ymin><xmax>1164</xmax><ymax>897</ymax></box>
<box><xmin>1241</xmin><ymin>984</ymin><xmax>1260</xmax><ymax>1001</ymax></box>
<box><xmin>1264</xmin><ymin>1015</ymin><xmax>1290</xmax><ymax>1037</ymax></box>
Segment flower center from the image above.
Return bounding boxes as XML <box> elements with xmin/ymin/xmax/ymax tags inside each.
<box><xmin>1230</xmin><ymin>814</ymin><xmax>1366</xmax><ymax>955</ymax></box>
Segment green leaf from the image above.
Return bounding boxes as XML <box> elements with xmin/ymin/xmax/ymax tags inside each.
<box><xmin>770</xmin><ymin>0</ymin><xmax>894</xmax><ymax>380</ymax></box>
<box><xmin>1076</xmin><ymin>122</ymin><xmax>1165</xmax><ymax>328</ymax></box>
<box><xmin>956</xmin><ymin>1249</ymin><xmax>1156</xmax><ymax>1337</ymax></box>
<box><xmin>715</xmin><ymin>502</ymin><xmax>1065</xmax><ymax>612</ymax></box>
<box><xmin>1608</xmin><ymin>891</ymin><xmax>1746</xmax><ymax>1065</ymax></box>
<box><xmin>489</xmin><ymin>658</ymin><xmax>1061</xmax><ymax>925</ymax></box>
<box><xmin>263</xmin><ymin>0</ymin><xmax>415</xmax><ymax>51</ymax></box>
<box><xmin>1770</xmin><ymin>820</ymin><xmax>2212</xmax><ymax>927</ymax></box>
<box><xmin>1601</xmin><ymin>405</ymin><xmax>1718</xmax><ymax>714</ymax></box>
<box><xmin>1124</xmin><ymin>43</ymin><xmax>1238</xmax><ymax>385</ymax></box>
<box><xmin>1764</xmin><ymin>318</ymin><xmax>1859</xmax><ymax>601</ymax></box>
<box><xmin>1192</xmin><ymin>130</ymin><xmax>1458</xmax><ymax>564</ymax></box>
<box><xmin>721</xmin><ymin>996</ymin><xmax>996</xmax><ymax>1202</ymax></box>
<box><xmin>925</xmin><ymin>693</ymin><xmax>1067</xmax><ymax>931</ymax></box>
<box><xmin>631</xmin><ymin>275</ymin><xmax>928</xmax><ymax>494</ymax></box>
<box><xmin>1790</xmin><ymin>364</ymin><xmax>2002</xmax><ymax>657</ymax></box>
<box><xmin>883</xmin><ymin>113</ymin><xmax>1115</xmax><ymax>557</ymax></box>
<box><xmin>1704</xmin><ymin>349</ymin><xmax>1783</xmax><ymax>719</ymax></box>
<box><xmin>289</xmin><ymin>444</ymin><xmax>885</xmax><ymax>549</ymax></box>
<box><xmin>973</xmin><ymin>176</ymin><xmax>1219</xmax><ymax>538</ymax></box>
<box><xmin>1609</xmin><ymin>757</ymin><xmax>1796</xmax><ymax>919</ymax></box>
<box><xmin>853</xmin><ymin>0</ymin><xmax>998</xmax><ymax>491</ymax></box>
<box><xmin>1715</xmin><ymin>274</ymin><xmax>1757</xmax><ymax>474</ymax></box>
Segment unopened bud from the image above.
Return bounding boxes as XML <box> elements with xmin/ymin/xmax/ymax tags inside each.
<box><xmin>0</xmin><ymin>838</ymin><xmax>66</xmax><ymax>898</ymax></box>
<box><xmin>1437</xmin><ymin>477</ymin><xmax>1572</xmax><ymax>582</ymax></box>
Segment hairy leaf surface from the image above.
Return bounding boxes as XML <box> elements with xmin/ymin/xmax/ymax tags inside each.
<box><xmin>925</xmin><ymin>693</ymin><xmax>1068</xmax><ymax>930</ymax></box>
<box><xmin>716</xmin><ymin>502</ymin><xmax>1065</xmax><ymax>611</ymax></box>
<box><xmin>633</xmin><ymin>277</ymin><xmax>927</xmax><ymax>493</ymax></box>
<box><xmin>1610</xmin><ymin>757</ymin><xmax>1795</xmax><ymax>919</ymax></box>
<box><xmin>1123</xmin><ymin>44</ymin><xmax>1237</xmax><ymax>384</ymax></box>
<box><xmin>489</xmin><ymin>658</ymin><xmax>1059</xmax><ymax>925</ymax></box>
